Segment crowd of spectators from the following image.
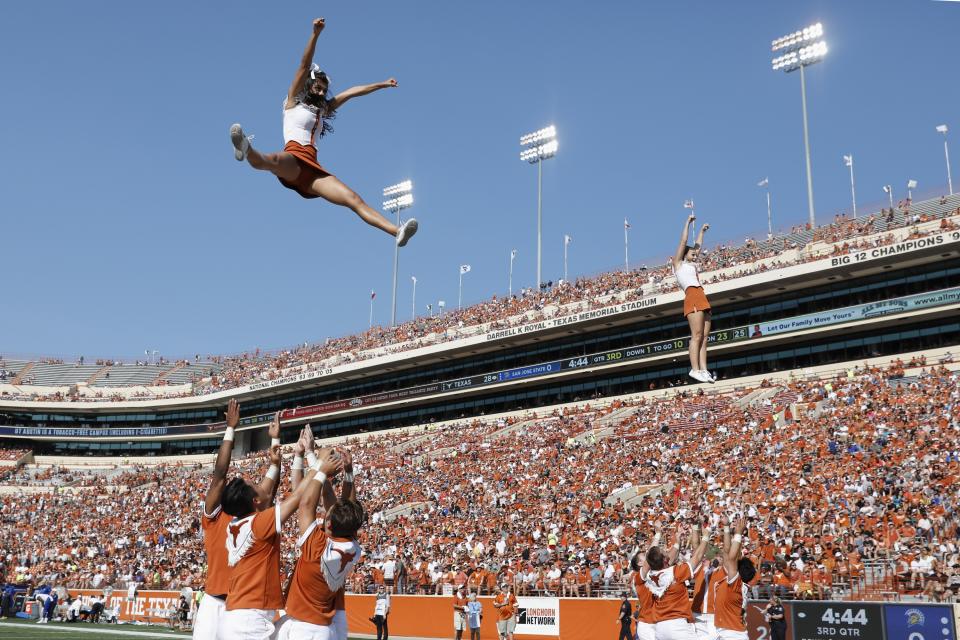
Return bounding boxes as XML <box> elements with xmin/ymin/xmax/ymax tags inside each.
<box><xmin>1</xmin><ymin>201</ymin><xmax>957</xmax><ymax>404</ymax></box>
<box><xmin>1</xmin><ymin>358</ymin><xmax>957</xmax><ymax>604</ymax></box>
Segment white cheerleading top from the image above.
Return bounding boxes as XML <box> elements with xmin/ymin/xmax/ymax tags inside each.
<box><xmin>674</xmin><ymin>260</ymin><xmax>702</xmax><ymax>291</ymax></box>
<box><xmin>282</xmin><ymin>101</ymin><xmax>324</xmax><ymax>147</ymax></box>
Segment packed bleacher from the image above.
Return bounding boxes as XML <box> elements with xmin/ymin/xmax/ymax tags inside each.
<box><xmin>2</xmin><ymin>357</ymin><xmax>958</xmax><ymax>603</ymax></box>
<box><xmin>1</xmin><ymin>195</ymin><xmax>958</xmax><ymax>404</ymax></box>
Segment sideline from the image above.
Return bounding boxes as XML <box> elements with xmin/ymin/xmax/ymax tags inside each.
<box><xmin>0</xmin><ymin>621</ymin><xmax>189</xmax><ymax>638</ymax></box>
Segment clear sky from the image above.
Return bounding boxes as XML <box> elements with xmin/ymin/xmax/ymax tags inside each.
<box><xmin>1</xmin><ymin>1</ymin><xmax>958</xmax><ymax>360</ymax></box>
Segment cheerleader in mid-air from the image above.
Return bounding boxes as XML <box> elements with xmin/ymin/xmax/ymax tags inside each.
<box><xmin>672</xmin><ymin>213</ymin><xmax>713</xmax><ymax>383</ymax></box>
<box><xmin>230</xmin><ymin>18</ymin><xmax>418</xmax><ymax>247</ymax></box>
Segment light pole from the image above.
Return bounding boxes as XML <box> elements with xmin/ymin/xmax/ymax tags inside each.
<box><xmin>383</xmin><ymin>180</ymin><xmax>414</xmax><ymax>327</ymax></box>
<box><xmin>509</xmin><ymin>249</ymin><xmax>517</xmax><ymax>298</ymax></box>
<box><xmin>757</xmin><ymin>178</ymin><xmax>773</xmax><ymax>237</ymax></box>
<box><xmin>937</xmin><ymin>125</ymin><xmax>953</xmax><ymax>195</ymax></box>
<box><xmin>907</xmin><ymin>179</ymin><xmax>917</xmax><ymax>201</ymax></box>
<box><xmin>624</xmin><ymin>219</ymin><xmax>631</xmax><ymax>271</ymax></box>
<box><xmin>458</xmin><ymin>265</ymin><xmax>470</xmax><ymax>310</ymax></box>
<box><xmin>438</xmin><ymin>300</ymin><xmax>445</xmax><ymax>316</ymax></box>
<box><xmin>520</xmin><ymin>125</ymin><xmax>558</xmax><ymax>288</ymax></box>
<box><xmin>771</xmin><ymin>23</ymin><xmax>828</xmax><ymax>228</ymax></box>
<box><xmin>883</xmin><ymin>185</ymin><xmax>894</xmax><ymax>210</ymax></box>
<box><xmin>563</xmin><ymin>234</ymin><xmax>571</xmax><ymax>281</ymax></box>
<box><xmin>410</xmin><ymin>276</ymin><xmax>417</xmax><ymax>321</ymax></box>
<box><xmin>843</xmin><ymin>155</ymin><xmax>857</xmax><ymax>219</ymax></box>
<box><xmin>369</xmin><ymin>290</ymin><xmax>375</xmax><ymax>329</ymax></box>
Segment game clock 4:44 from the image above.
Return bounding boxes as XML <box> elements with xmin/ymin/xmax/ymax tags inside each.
<box><xmin>791</xmin><ymin>602</ymin><xmax>884</xmax><ymax>640</ymax></box>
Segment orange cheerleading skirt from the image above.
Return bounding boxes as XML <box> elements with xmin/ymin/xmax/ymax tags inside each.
<box><xmin>683</xmin><ymin>286</ymin><xmax>711</xmax><ymax>316</ymax></box>
<box><xmin>278</xmin><ymin>141</ymin><xmax>333</xmax><ymax>199</ymax></box>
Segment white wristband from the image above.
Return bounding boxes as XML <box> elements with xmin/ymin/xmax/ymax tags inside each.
<box><xmin>306</xmin><ymin>452</ymin><xmax>318</xmax><ymax>468</ymax></box>
<box><xmin>266</xmin><ymin>464</ymin><xmax>279</xmax><ymax>481</ymax></box>
<box><xmin>313</xmin><ymin>471</ymin><xmax>327</xmax><ymax>485</ymax></box>
<box><xmin>732</xmin><ymin>534</ymin><xmax>743</xmax><ymax>543</ymax></box>
<box><xmin>292</xmin><ymin>455</ymin><xmax>304</xmax><ymax>471</ymax></box>
<box><xmin>344</xmin><ymin>472</ymin><xmax>354</xmax><ymax>483</ymax></box>
<box><xmin>223</xmin><ymin>427</ymin><xmax>235</xmax><ymax>442</ymax></box>
<box><xmin>271</xmin><ymin>438</ymin><xmax>281</xmax><ymax>447</ymax></box>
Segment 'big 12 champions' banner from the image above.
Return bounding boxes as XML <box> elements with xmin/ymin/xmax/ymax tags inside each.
<box><xmin>515</xmin><ymin>596</ymin><xmax>560</xmax><ymax>636</ymax></box>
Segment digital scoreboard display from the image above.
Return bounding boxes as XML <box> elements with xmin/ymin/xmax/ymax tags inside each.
<box><xmin>791</xmin><ymin>602</ymin><xmax>884</xmax><ymax>640</ymax></box>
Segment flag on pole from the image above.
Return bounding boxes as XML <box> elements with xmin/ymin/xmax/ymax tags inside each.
<box><xmin>624</xmin><ymin>218</ymin><xmax>631</xmax><ymax>229</ymax></box>
<box><xmin>907</xmin><ymin>179</ymin><xmax>918</xmax><ymax>190</ymax></box>
<box><xmin>683</xmin><ymin>199</ymin><xmax>695</xmax><ymax>209</ymax></box>
<box><xmin>511</xmin><ymin>249</ymin><xmax>517</xmax><ymax>259</ymax></box>
<box><xmin>883</xmin><ymin>185</ymin><xmax>891</xmax><ymax>194</ymax></box>
<box><xmin>371</xmin><ymin>290</ymin><xmax>376</xmax><ymax>300</ymax></box>
<box><xmin>438</xmin><ymin>300</ymin><xmax>446</xmax><ymax>308</ymax></box>
<box><xmin>757</xmin><ymin>178</ymin><xmax>769</xmax><ymax>187</ymax></box>
<box><xmin>426</xmin><ymin>304</ymin><xmax>432</xmax><ymax>311</ymax></box>
<box><xmin>411</xmin><ymin>276</ymin><xmax>417</xmax><ymax>284</ymax></box>
<box><xmin>842</xmin><ymin>155</ymin><xmax>852</xmax><ymax>167</ymax></box>
<box><xmin>460</xmin><ymin>264</ymin><xmax>471</xmax><ymax>274</ymax></box>
<box><xmin>564</xmin><ymin>234</ymin><xmax>572</xmax><ymax>245</ymax></box>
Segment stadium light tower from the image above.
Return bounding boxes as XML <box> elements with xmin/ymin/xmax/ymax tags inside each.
<box><xmin>383</xmin><ymin>180</ymin><xmax>414</xmax><ymax>327</ymax></box>
<box><xmin>937</xmin><ymin>125</ymin><xmax>953</xmax><ymax>195</ymax></box>
<box><xmin>843</xmin><ymin>155</ymin><xmax>857</xmax><ymax>219</ymax></box>
<box><xmin>883</xmin><ymin>184</ymin><xmax>894</xmax><ymax>209</ymax></box>
<box><xmin>771</xmin><ymin>22</ymin><xmax>827</xmax><ymax>228</ymax></box>
<box><xmin>520</xmin><ymin>125</ymin><xmax>558</xmax><ymax>288</ymax></box>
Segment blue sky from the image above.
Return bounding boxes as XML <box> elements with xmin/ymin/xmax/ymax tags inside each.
<box><xmin>1</xmin><ymin>1</ymin><xmax>958</xmax><ymax>360</ymax></box>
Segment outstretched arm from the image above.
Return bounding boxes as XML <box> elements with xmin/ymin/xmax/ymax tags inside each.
<box><xmin>256</xmin><ymin>412</ymin><xmax>282</xmax><ymax>501</ymax></box>
<box><xmin>297</xmin><ymin>448</ymin><xmax>343</xmax><ymax>536</ymax></box>
<box><xmin>286</xmin><ymin>18</ymin><xmax>326</xmax><ymax>108</ymax></box>
<box><xmin>330</xmin><ymin>79</ymin><xmax>398</xmax><ymax>110</ymax></box>
<box><xmin>689</xmin><ymin>524</ymin><xmax>709</xmax><ymax>569</ymax></box>
<box><xmin>673</xmin><ymin>214</ymin><xmax>696</xmax><ymax>267</ymax></box>
<box><xmin>291</xmin><ymin>428</ymin><xmax>307</xmax><ymax>492</ymax></box>
<box><xmin>339</xmin><ymin>447</ymin><xmax>356</xmax><ymax>502</ymax></box>
<box><xmin>204</xmin><ymin>399</ymin><xmax>239</xmax><ymax>515</ymax></box>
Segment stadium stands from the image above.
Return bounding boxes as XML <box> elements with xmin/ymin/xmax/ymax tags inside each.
<box><xmin>1</xmin><ymin>194</ymin><xmax>959</xmax><ymax>403</ymax></box>
<box><xmin>2</xmin><ymin>355</ymin><xmax>957</xmax><ymax>604</ymax></box>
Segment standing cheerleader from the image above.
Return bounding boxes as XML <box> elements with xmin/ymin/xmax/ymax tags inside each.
<box><xmin>230</xmin><ymin>18</ymin><xmax>418</xmax><ymax>247</ymax></box>
<box><xmin>672</xmin><ymin>213</ymin><xmax>713</xmax><ymax>382</ymax></box>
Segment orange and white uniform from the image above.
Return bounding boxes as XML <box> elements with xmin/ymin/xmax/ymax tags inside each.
<box><xmin>275</xmin><ymin>519</ymin><xmax>362</xmax><ymax>640</ymax></box>
<box><xmin>193</xmin><ymin>504</ymin><xmax>231</xmax><ymax>640</ymax></box>
<box><xmin>493</xmin><ymin>592</ymin><xmax>518</xmax><ymax>636</ymax></box>
<box><xmin>690</xmin><ymin>564</ymin><xmax>726</xmax><ymax>640</ymax></box>
<box><xmin>714</xmin><ymin>573</ymin><xmax>748</xmax><ymax>640</ymax></box>
<box><xmin>633</xmin><ymin>573</ymin><xmax>657</xmax><ymax>640</ymax></box>
<box><xmin>644</xmin><ymin>562</ymin><xmax>697</xmax><ymax>640</ymax></box>
<box><xmin>220</xmin><ymin>506</ymin><xmax>283</xmax><ymax>640</ymax></box>
<box><xmin>453</xmin><ymin>592</ymin><xmax>468</xmax><ymax>631</ymax></box>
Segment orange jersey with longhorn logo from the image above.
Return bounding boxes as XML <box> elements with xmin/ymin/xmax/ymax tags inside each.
<box><xmin>714</xmin><ymin>574</ymin><xmax>747</xmax><ymax>632</ymax></box>
<box><xmin>201</xmin><ymin>505</ymin><xmax>232</xmax><ymax>596</ymax></box>
<box><xmin>691</xmin><ymin>564</ymin><xmax>726</xmax><ymax>615</ymax></box>
<box><xmin>225</xmin><ymin>506</ymin><xmax>283</xmax><ymax>611</ymax></box>
<box><xmin>632</xmin><ymin>572</ymin><xmax>657</xmax><ymax>625</ymax></box>
<box><xmin>645</xmin><ymin>562</ymin><xmax>694</xmax><ymax>623</ymax></box>
<box><xmin>285</xmin><ymin>520</ymin><xmax>361</xmax><ymax>626</ymax></box>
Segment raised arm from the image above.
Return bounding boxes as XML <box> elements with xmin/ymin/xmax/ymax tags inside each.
<box><xmin>689</xmin><ymin>523</ymin><xmax>710</xmax><ymax>569</ymax></box>
<box><xmin>339</xmin><ymin>447</ymin><xmax>356</xmax><ymax>502</ymax></box>
<box><xmin>286</xmin><ymin>18</ymin><xmax>326</xmax><ymax>108</ymax></box>
<box><xmin>330</xmin><ymin>79</ymin><xmax>398</xmax><ymax>110</ymax></box>
<box><xmin>297</xmin><ymin>448</ymin><xmax>343</xmax><ymax>536</ymax></box>
<box><xmin>291</xmin><ymin>427</ymin><xmax>307</xmax><ymax>492</ymax></box>
<box><xmin>673</xmin><ymin>214</ymin><xmax>696</xmax><ymax>267</ymax></box>
<box><xmin>693</xmin><ymin>223</ymin><xmax>710</xmax><ymax>251</ymax></box>
<box><xmin>204</xmin><ymin>399</ymin><xmax>239</xmax><ymax>515</ymax></box>
<box><xmin>256</xmin><ymin>412</ymin><xmax>282</xmax><ymax>501</ymax></box>
<box><xmin>723</xmin><ymin>518</ymin><xmax>746</xmax><ymax>577</ymax></box>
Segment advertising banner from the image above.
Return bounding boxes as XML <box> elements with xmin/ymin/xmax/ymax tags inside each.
<box><xmin>883</xmin><ymin>604</ymin><xmax>956</xmax><ymax>640</ymax></box>
<box><xmin>516</xmin><ymin>597</ymin><xmax>560</xmax><ymax>636</ymax></box>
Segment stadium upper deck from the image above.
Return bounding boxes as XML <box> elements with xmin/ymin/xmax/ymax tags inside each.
<box><xmin>1</xmin><ymin>195</ymin><xmax>960</xmax><ymax>453</ymax></box>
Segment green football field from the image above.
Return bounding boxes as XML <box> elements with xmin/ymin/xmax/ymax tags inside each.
<box><xmin>0</xmin><ymin>620</ymin><xmax>373</xmax><ymax>640</ymax></box>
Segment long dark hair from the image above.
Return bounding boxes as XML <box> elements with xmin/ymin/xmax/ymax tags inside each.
<box><xmin>300</xmin><ymin>74</ymin><xmax>336</xmax><ymax>139</ymax></box>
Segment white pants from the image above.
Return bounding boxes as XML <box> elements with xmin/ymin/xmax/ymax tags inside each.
<box><xmin>275</xmin><ymin>610</ymin><xmax>347</xmax><ymax>640</ymax></box>
<box><xmin>220</xmin><ymin>608</ymin><xmax>276</xmax><ymax>640</ymax></box>
<box><xmin>716</xmin><ymin>630</ymin><xmax>748</xmax><ymax>640</ymax></box>
<box><xmin>693</xmin><ymin>613</ymin><xmax>716</xmax><ymax>640</ymax></box>
<box><xmin>655</xmin><ymin>618</ymin><xmax>698</xmax><ymax>640</ymax></box>
<box><xmin>193</xmin><ymin>595</ymin><xmax>226</xmax><ymax>640</ymax></box>
<box><xmin>454</xmin><ymin>612</ymin><xmax>466</xmax><ymax>631</ymax></box>
<box><xmin>636</xmin><ymin>620</ymin><xmax>656</xmax><ymax>640</ymax></box>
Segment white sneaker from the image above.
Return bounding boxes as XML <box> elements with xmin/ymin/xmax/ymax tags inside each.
<box><xmin>707</xmin><ymin>370</ymin><xmax>717</xmax><ymax>382</ymax></box>
<box><xmin>230</xmin><ymin>123</ymin><xmax>253</xmax><ymax>161</ymax></box>
<box><xmin>396</xmin><ymin>218</ymin><xmax>419</xmax><ymax>247</ymax></box>
<box><xmin>689</xmin><ymin>369</ymin><xmax>708</xmax><ymax>382</ymax></box>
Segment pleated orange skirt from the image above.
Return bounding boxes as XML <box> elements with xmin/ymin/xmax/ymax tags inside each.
<box><xmin>683</xmin><ymin>286</ymin><xmax>711</xmax><ymax>316</ymax></box>
<box><xmin>278</xmin><ymin>141</ymin><xmax>334</xmax><ymax>199</ymax></box>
